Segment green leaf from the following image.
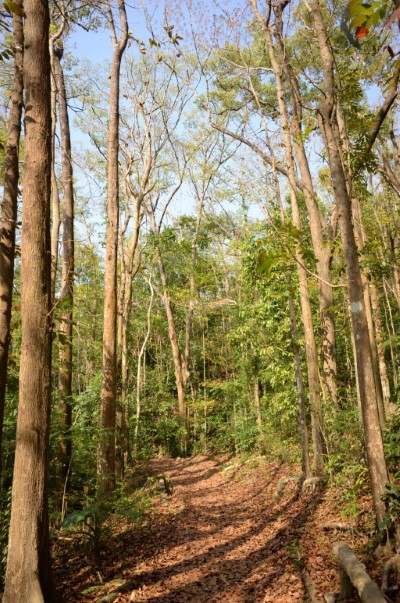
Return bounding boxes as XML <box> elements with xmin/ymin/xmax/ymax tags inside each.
<box><xmin>348</xmin><ymin>0</ymin><xmax>364</xmax><ymax>17</ymax></box>
<box><xmin>117</xmin><ymin>508</ymin><xmax>143</xmax><ymax>521</ymax></box>
<box><xmin>257</xmin><ymin>250</ymin><xmax>284</xmax><ymax>276</ymax></box>
<box><xmin>61</xmin><ymin>507</ymin><xmax>96</xmax><ymax>528</ymax></box>
<box><xmin>81</xmin><ymin>585</ymin><xmax>103</xmax><ymax>595</ymax></box>
<box><xmin>3</xmin><ymin>0</ymin><xmax>24</xmax><ymax>16</ymax></box>
<box><xmin>350</xmin><ymin>14</ymin><xmax>368</xmax><ymax>27</ymax></box>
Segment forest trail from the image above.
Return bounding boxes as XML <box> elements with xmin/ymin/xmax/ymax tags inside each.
<box><xmin>56</xmin><ymin>456</ymin><xmax>370</xmax><ymax>602</ymax></box>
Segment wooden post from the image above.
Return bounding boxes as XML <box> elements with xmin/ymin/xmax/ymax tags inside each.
<box><xmin>333</xmin><ymin>541</ymin><xmax>387</xmax><ymax>603</ymax></box>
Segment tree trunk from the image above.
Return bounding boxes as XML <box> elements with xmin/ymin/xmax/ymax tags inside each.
<box><xmin>148</xmin><ymin>207</ymin><xmax>188</xmax><ymax>430</ymax></box>
<box><xmin>98</xmin><ymin>0</ymin><xmax>128</xmax><ymax>498</ymax></box>
<box><xmin>273</xmin><ymin>2</ymin><xmax>337</xmax><ymax>405</ymax></box>
<box><xmin>255</xmin><ymin>15</ymin><xmax>324</xmax><ymax>472</ymax></box>
<box><xmin>0</xmin><ymin>3</ymin><xmax>23</xmax><ymax>471</ymax></box>
<box><xmin>134</xmin><ymin>278</ymin><xmax>154</xmax><ymax>452</ymax></box>
<box><xmin>3</xmin><ymin>0</ymin><xmax>54</xmax><ymax>597</ymax></box>
<box><xmin>310</xmin><ymin>0</ymin><xmax>389</xmax><ymax>524</ymax></box>
<box><xmin>116</xmin><ymin>186</ymin><xmax>142</xmax><ymax>476</ymax></box>
<box><xmin>50</xmin><ymin>50</ymin><xmax>60</xmax><ymax>300</ymax></box>
<box><xmin>253</xmin><ymin>358</ymin><xmax>263</xmax><ymax>432</ymax></box>
<box><xmin>370</xmin><ymin>282</ymin><xmax>393</xmax><ymax>417</ymax></box>
<box><xmin>288</xmin><ymin>276</ymin><xmax>312</xmax><ymax>479</ymax></box>
<box><xmin>269</xmin><ymin>130</ymin><xmax>311</xmax><ymax>478</ymax></box>
<box><xmin>383</xmin><ymin>281</ymin><xmax>398</xmax><ymax>391</ymax></box>
<box><xmin>390</xmin><ymin>233</ymin><xmax>400</xmax><ymax>310</ymax></box>
<box><xmin>54</xmin><ymin>48</ymin><xmax>74</xmax><ymax>503</ymax></box>
<box><xmin>351</xmin><ymin>195</ymin><xmax>386</xmax><ymax>428</ymax></box>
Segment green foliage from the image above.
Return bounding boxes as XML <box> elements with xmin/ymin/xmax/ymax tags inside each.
<box><xmin>0</xmin><ymin>487</ymin><xmax>12</xmax><ymax>578</ymax></box>
<box><xmin>61</xmin><ymin>490</ymin><xmax>148</xmax><ymax>557</ymax></box>
<box><xmin>384</xmin><ymin>411</ymin><xmax>400</xmax><ymax>480</ymax></box>
<box><xmin>346</xmin><ymin>0</ymin><xmax>388</xmax><ymax>32</ymax></box>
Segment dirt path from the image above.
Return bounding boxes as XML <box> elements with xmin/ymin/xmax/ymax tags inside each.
<box><xmin>55</xmin><ymin>456</ymin><xmax>371</xmax><ymax>602</ymax></box>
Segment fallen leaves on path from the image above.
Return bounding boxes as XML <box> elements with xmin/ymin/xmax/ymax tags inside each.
<box><xmin>54</xmin><ymin>456</ymin><xmax>374</xmax><ymax>602</ymax></box>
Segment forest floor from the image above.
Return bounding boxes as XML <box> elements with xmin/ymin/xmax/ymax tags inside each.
<box><xmin>54</xmin><ymin>455</ymin><xmax>379</xmax><ymax>602</ymax></box>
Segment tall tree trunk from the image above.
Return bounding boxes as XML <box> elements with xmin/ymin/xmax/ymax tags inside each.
<box><xmin>253</xmin><ymin>357</ymin><xmax>263</xmax><ymax>432</ymax></box>
<box><xmin>148</xmin><ymin>208</ymin><xmax>188</xmax><ymax>429</ymax></box>
<box><xmin>350</xmin><ymin>194</ymin><xmax>386</xmax><ymax>427</ymax></box>
<box><xmin>50</xmin><ymin>56</ymin><xmax>60</xmax><ymax>300</ymax></box>
<box><xmin>134</xmin><ymin>278</ymin><xmax>154</xmax><ymax>452</ymax></box>
<box><xmin>335</xmin><ymin>99</ymin><xmax>389</xmax><ymax>427</ymax></box>
<box><xmin>54</xmin><ymin>47</ymin><xmax>74</xmax><ymax>503</ymax></box>
<box><xmin>48</xmin><ymin>9</ymin><xmax>65</xmax><ymax>300</ymax></box>
<box><xmin>272</xmin><ymin>1</ymin><xmax>337</xmax><ymax>405</ymax></box>
<box><xmin>370</xmin><ymin>283</ymin><xmax>393</xmax><ymax>417</ymax></box>
<box><xmin>310</xmin><ymin>0</ymin><xmax>389</xmax><ymax>524</ymax></box>
<box><xmin>98</xmin><ymin>0</ymin><xmax>128</xmax><ymax>498</ymax></box>
<box><xmin>0</xmin><ymin>4</ymin><xmax>23</xmax><ymax>471</ymax></box>
<box><xmin>116</xmin><ymin>180</ymin><xmax>143</xmax><ymax>476</ymax></box>
<box><xmin>3</xmin><ymin>0</ymin><xmax>54</xmax><ymax>597</ymax></box>
<box><xmin>383</xmin><ymin>281</ymin><xmax>398</xmax><ymax>391</ymax></box>
<box><xmin>254</xmin><ymin>13</ymin><xmax>324</xmax><ymax>471</ymax></box>
<box><xmin>288</xmin><ymin>276</ymin><xmax>311</xmax><ymax>479</ymax></box>
<box><xmin>389</xmin><ymin>233</ymin><xmax>400</xmax><ymax>310</ymax></box>
<box><xmin>269</xmin><ymin>132</ymin><xmax>311</xmax><ymax>478</ymax></box>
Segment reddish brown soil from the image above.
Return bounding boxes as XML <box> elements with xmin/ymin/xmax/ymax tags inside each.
<box><xmin>54</xmin><ymin>456</ymin><xmax>375</xmax><ymax>602</ymax></box>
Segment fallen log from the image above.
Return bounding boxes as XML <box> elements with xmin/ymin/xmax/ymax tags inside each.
<box><xmin>301</xmin><ymin>569</ymin><xmax>322</xmax><ymax>603</ymax></box>
<box><xmin>333</xmin><ymin>541</ymin><xmax>386</xmax><ymax>602</ymax></box>
<box><xmin>381</xmin><ymin>554</ymin><xmax>400</xmax><ymax>591</ymax></box>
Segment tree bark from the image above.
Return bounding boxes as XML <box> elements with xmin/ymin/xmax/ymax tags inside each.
<box><xmin>48</xmin><ymin>16</ymin><xmax>65</xmax><ymax>300</ymax></box>
<box><xmin>273</xmin><ymin>1</ymin><xmax>337</xmax><ymax>405</ymax></box>
<box><xmin>253</xmin><ymin>12</ymin><xmax>324</xmax><ymax>472</ymax></box>
<box><xmin>116</xmin><ymin>171</ymin><xmax>144</xmax><ymax>476</ymax></box>
<box><xmin>134</xmin><ymin>278</ymin><xmax>154</xmax><ymax>452</ymax></box>
<box><xmin>3</xmin><ymin>0</ymin><xmax>54</xmax><ymax>597</ymax></box>
<box><xmin>370</xmin><ymin>283</ymin><xmax>393</xmax><ymax>418</ymax></box>
<box><xmin>310</xmin><ymin>0</ymin><xmax>389</xmax><ymax>524</ymax></box>
<box><xmin>50</xmin><ymin>51</ymin><xmax>60</xmax><ymax>300</ymax></box>
<box><xmin>98</xmin><ymin>0</ymin><xmax>128</xmax><ymax>498</ymax></box>
<box><xmin>268</xmin><ymin>129</ymin><xmax>311</xmax><ymax>478</ymax></box>
<box><xmin>253</xmin><ymin>358</ymin><xmax>263</xmax><ymax>432</ymax></box>
<box><xmin>148</xmin><ymin>207</ymin><xmax>188</xmax><ymax>432</ymax></box>
<box><xmin>351</xmin><ymin>194</ymin><xmax>386</xmax><ymax>428</ymax></box>
<box><xmin>54</xmin><ymin>47</ymin><xmax>74</xmax><ymax>501</ymax></box>
<box><xmin>0</xmin><ymin>3</ymin><xmax>23</xmax><ymax>470</ymax></box>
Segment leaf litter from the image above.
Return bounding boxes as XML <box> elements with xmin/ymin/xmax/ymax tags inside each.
<box><xmin>53</xmin><ymin>455</ymin><xmax>376</xmax><ymax>602</ymax></box>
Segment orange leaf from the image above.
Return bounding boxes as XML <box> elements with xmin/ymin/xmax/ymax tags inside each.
<box><xmin>355</xmin><ymin>25</ymin><xmax>369</xmax><ymax>38</ymax></box>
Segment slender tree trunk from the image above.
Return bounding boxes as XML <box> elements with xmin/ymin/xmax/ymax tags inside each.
<box><xmin>134</xmin><ymin>278</ymin><xmax>154</xmax><ymax>452</ymax></box>
<box><xmin>148</xmin><ymin>207</ymin><xmax>188</xmax><ymax>428</ymax></box>
<box><xmin>54</xmin><ymin>48</ymin><xmax>74</xmax><ymax>501</ymax></box>
<box><xmin>310</xmin><ymin>0</ymin><xmax>389</xmax><ymax>524</ymax></box>
<box><xmin>383</xmin><ymin>281</ymin><xmax>398</xmax><ymax>391</ymax></box>
<box><xmin>257</xmin><ymin>17</ymin><xmax>324</xmax><ymax>472</ymax></box>
<box><xmin>288</xmin><ymin>276</ymin><xmax>311</xmax><ymax>479</ymax></box>
<box><xmin>335</xmin><ymin>98</ymin><xmax>388</xmax><ymax>427</ymax></box>
<box><xmin>390</xmin><ymin>233</ymin><xmax>400</xmax><ymax>310</ymax></box>
<box><xmin>370</xmin><ymin>283</ymin><xmax>393</xmax><ymax>417</ymax></box>
<box><xmin>272</xmin><ymin>1</ymin><xmax>337</xmax><ymax>405</ymax></box>
<box><xmin>48</xmin><ymin>10</ymin><xmax>65</xmax><ymax>300</ymax></box>
<box><xmin>98</xmin><ymin>0</ymin><xmax>128</xmax><ymax>498</ymax></box>
<box><xmin>116</xmin><ymin>191</ymin><xmax>142</xmax><ymax>475</ymax></box>
<box><xmin>253</xmin><ymin>357</ymin><xmax>263</xmax><ymax>432</ymax></box>
<box><xmin>3</xmin><ymin>0</ymin><xmax>54</xmax><ymax>597</ymax></box>
<box><xmin>50</xmin><ymin>52</ymin><xmax>60</xmax><ymax>300</ymax></box>
<box><xmin>269</xmin><ymin>133</ymin><xmax>311</xmax><ymax>478</ymax></box>
<box><xmin>0</xmin><ymin>4</ymin><xmax>23</xmax><ymax>470</ymax></box>
<box><xmin>351</xmin><ymin>195</ymin><xmax>386</xmax><ymax>428</ymax></box>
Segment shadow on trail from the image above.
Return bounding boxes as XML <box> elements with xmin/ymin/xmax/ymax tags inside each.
<box><xmin>118</xmin><ymin>485</ymin><xmax>325</xmax><ymax>602</ymax></box>
<box><xmin>54</xmin><ymin>458</ymin><xmax>320</xmax><ymax>602</ymax></box>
